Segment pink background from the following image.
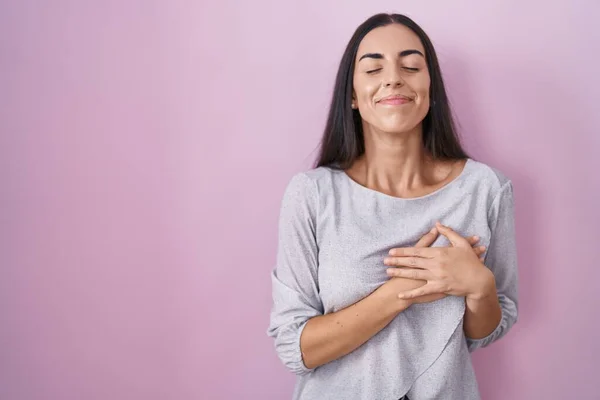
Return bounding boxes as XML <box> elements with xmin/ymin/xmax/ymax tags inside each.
<box><xmin>1</xmin><ymin>1</ymin><xmax>599</xmax><ymax>399</ymax></box>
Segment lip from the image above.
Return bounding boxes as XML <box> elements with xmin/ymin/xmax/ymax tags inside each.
<box><xmin>377</xmin><ymin>94</ymin><xmax>413</xmax><ymax>105</ymax></box>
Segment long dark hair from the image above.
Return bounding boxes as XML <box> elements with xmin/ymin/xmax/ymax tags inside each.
<box><xmin>314</xmin><ymin>13</ymin><xmax>468</xmax><ymax>169</ymax></box>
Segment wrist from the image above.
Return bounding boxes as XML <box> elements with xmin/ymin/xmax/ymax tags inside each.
<box><xmin>466</xmin><ymin>269</ymin><xmax>496</xmax><ymax>301</ymax></box>
<box><xmin>378</xmin><ymin>279</ymin><xmax>412</xmax><ymax>313</ymax></box>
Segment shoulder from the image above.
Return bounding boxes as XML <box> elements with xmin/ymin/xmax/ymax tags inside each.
<box><xmin>466</xmin><ymin>159</ymin><xmax>515</xmax><ymax>220</ymax></box>
<box><xmin>279</xmin><ymin>166</ymin><xmax>345</xmax><ymax>220</ymax></box>
<box><xmin>284</xmin><ymin>166</ymin><xmax>341</xmax><ymax>197</ymax></box>
<box><xmin>279</xmin><ymin>166</ymin><xmax>335</xmax><ymax>210</ymax></box>
<box><xmin>466</xmin><ymin>158</ymin><xmax>513</xmax><ymax>195</ymax></box>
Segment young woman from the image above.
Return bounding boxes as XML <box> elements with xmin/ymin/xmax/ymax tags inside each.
<box><xmin>267</xmin><ymin>13</ymin><xmax>518</xmax><ymax>400</ymax></box>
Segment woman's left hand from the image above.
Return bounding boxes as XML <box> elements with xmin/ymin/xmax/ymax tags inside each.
<box><xmin>384</xmin><ymin>222</ymin><xmax>496</xmax><ymax>301</ymax></box>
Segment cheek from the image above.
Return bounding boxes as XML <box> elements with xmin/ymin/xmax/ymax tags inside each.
<box><xmin>358</xmin><ymin>93</ymin><xmax>377</xmax><ymax>107</ymax></box>
<box><xmin>413</xmin><ymin>75</ymin><xmax>431</xmax><ymax>105</ymax></box>
<box><xmin>353</xmin><ymin>76</ymin><xmax>378</xmax><ymax>103</ymax></box>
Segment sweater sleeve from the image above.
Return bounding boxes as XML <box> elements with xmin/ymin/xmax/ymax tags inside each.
<box><xmin>267</xmin><ymin>173</ymin><xmax>324</xmax><ymax>375</ymax></box>
<box><xmin>466</xmin><ymin>181</ymin><xmax>519</xmax><ymax>352</ymax></box>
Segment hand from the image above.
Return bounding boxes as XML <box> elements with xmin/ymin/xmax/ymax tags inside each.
<box><xmin>384</xmin><ymin>222</ymin><xmax>495</xmax><ymax>301</ymax></box>
<box><xmin>386</xmin><ymin>226</ymin><xmax>486</xmax><ymax>306</ymax></box>
<box><xmin>414</xmin><ymin>226</ymin><xmax>486</xmax><ymax>262</ymax></box>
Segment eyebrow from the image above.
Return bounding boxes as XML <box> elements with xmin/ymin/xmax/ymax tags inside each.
<box><xmin>358</xmin><ymin>49</ymin><xmax>425</xmax><ymax>62</ymax></box>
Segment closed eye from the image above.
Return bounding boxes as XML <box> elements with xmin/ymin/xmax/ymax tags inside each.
<box><xmin>368</xmin><ymin>67</ymin><xmax>419</xmax><ymax>74</ymax></box>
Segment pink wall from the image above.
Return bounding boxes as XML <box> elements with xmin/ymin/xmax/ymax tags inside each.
<box><xmin>1</xmin><ymin>1</ymin><xmax>598</xmax><ymax>399</ymax></box>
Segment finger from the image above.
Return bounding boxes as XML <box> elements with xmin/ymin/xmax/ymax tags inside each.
<box><xmin>435</xmin><ymin>222</ymin><xmax>470</xmax><ymax>248</ymax></box>
<box><xmin>415</xmin><ymin>228</ymin><xmax>439</xmax><ymax>248</ymax></box>
<box><xmin>474</xmin><ymin>245</ymin><xmax>486</xmax><ymax>256</ymax></box>
<box><xmin>388</xmin><ymin>247</ymin><xmax>438</xmax><ymax>258</ymax></box>
<box><xmin>386</xmin><ymin>267</ymin><xmax>434</xmax><ymax>280</ymax></box>
<box><xmin>383</xmin><ymin>256</ymin><xmax>436</xmax><ymax>269</ymax></box>
<box><xmin>410</xmin><ymin>292</ymin><xmax>447</xmax><ymax>305</ymax></box>
<box><xmin>397</xmin><ymin>283</ymin><xmax>443</xmax><ymax>300</ymax></box>
<box><xmin>467</xmin><ymin>235</ymin><xmax>480</xmax><ymax>246</ymax></box>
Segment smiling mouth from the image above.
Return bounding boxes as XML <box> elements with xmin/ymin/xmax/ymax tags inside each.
<box><xmin>377</xmin><ymin>95</ymin><xmax>413</xmax><ymax>105</ymax></box>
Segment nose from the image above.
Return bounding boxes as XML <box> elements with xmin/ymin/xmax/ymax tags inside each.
<box><xmin>384</xmin><ymin>78</ymin><xmax>404</xmax><ymax>87</ymax></box>
<box><xmin>383</xmin><ymin>68</ymin><xmax>404</xmax><ymax>87</ymax></box>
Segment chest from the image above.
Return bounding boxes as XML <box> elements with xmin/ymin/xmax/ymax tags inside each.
<box><xmin>315</xmin><ymin>193</ymin><xmax>491</xmax><ymax>312</ymax></box>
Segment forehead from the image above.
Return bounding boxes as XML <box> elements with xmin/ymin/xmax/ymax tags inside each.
<box><xmin>356</xmin><ymin>24</ymin><xmax>425</xmax><ymax>59</ymax></box>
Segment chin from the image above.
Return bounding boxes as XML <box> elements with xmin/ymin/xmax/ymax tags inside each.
<box><xmin>378</xmin><ymin>121</ymin><xmax>419</xmax><ymax>134</ymax></box>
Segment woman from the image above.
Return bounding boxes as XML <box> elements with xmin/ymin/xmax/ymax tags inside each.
<box><xmin>267</xmin><ymin>13</ymin><xmax>518</xmax><ymax>400</ymax></box>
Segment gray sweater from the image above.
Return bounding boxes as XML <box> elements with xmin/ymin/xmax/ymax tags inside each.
<box><xmin>267</xmin><ymin>158</ymin><xmax>519</xmax><ymax>400</ymax></box>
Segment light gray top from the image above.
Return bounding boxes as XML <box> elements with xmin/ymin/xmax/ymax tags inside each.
<box><xmin>267</xmin><ymin>158</ymin><xmax>519</xmax><ymax>400</ymax></box>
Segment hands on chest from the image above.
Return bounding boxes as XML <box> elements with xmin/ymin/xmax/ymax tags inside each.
<box><xmin>383</xmin><ymin>221</ymin><xmax>495</xmax><ymax>305</ymax></box>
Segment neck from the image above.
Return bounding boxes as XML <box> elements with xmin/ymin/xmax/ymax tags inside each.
<box><xmin>354</xmin><ymin>123</ymin><xmax>432</xmax><ymax>195</ymax></box>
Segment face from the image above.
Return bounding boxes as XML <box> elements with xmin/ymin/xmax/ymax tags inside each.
<box><xmin>352</xmin><ymin>24</ymin><xmax>431</xmax><ymax>134</ymax></box>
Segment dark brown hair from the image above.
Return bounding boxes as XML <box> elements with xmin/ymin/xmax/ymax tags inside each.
<box><xmin>315</xmin><ymin>13</ymin><xmax>468</xmax><ymax>169</ymax></box>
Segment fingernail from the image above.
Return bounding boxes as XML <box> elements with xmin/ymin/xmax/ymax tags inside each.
<box><xmin>397</xmin><ymin>294</ymin><xmax>405</xmax><ymax>299</ymax></box>
<box><xmin>473</xmin><ymin>236</ymin><xmax>479</xmax><ymax>241</ymax></box>
<box><xmin>430</xmin><ymin>227</ymin><xmax>437</xmax><ymax>234</ymax></box>
<box><xmin>386</xmin><ymin>268</ymin><xmax>394</xmax><ymax>275</ymax></box>
<box><xmin>384</xmin><ymin>258</ymin><xmax>391</xmax><ymax>264</ymax></box>
<box><xmin>388</xmin><ymin>249</ymin><xmax>395</xmax><ymax>256</ymax></box>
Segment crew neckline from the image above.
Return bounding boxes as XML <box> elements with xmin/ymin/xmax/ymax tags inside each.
<box><xmin>338</xmin><ymin>158</ymin><xmax>472</xmax><ymax>201</ymax></box>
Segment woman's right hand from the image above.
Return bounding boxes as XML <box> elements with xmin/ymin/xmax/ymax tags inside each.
<box><xmin>385</xmin><ymin>228</ymin><xmax>485</xmax><ymax>306</ymax></box>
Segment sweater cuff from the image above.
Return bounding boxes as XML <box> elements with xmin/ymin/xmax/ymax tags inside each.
<box><xmin>465</xmin><ymin>308</ymin><xmax>506</xmax><ymax>352</ymax></box>
<box><xmin>276</xmin><ymin>320</ymin><xmax>315</xmax><ymax>375</ymax></box>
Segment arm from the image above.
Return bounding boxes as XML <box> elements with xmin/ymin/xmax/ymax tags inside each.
<box><xmin>267</xmin><ymin>173</ymin><xmax>414</xmax><ymax>375</ymax></box>
<box><xmin>464</xmin><ymin>181</ymin><xmax>519</xmax><ymax>351</ymax></box>
<box><xmin>300</xmin><ymin>278</ymin><xmax>411</xmax><ymax>370</ymax></box>
<box><xmin>463</xmin><ymin>276</ymin><xmax>502</xmax><ymax>339</ymax></box>
<box><xmin>303</xmin><ymin>225</ymin><xmax>461</xmax><ymax>369</ymax></box>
